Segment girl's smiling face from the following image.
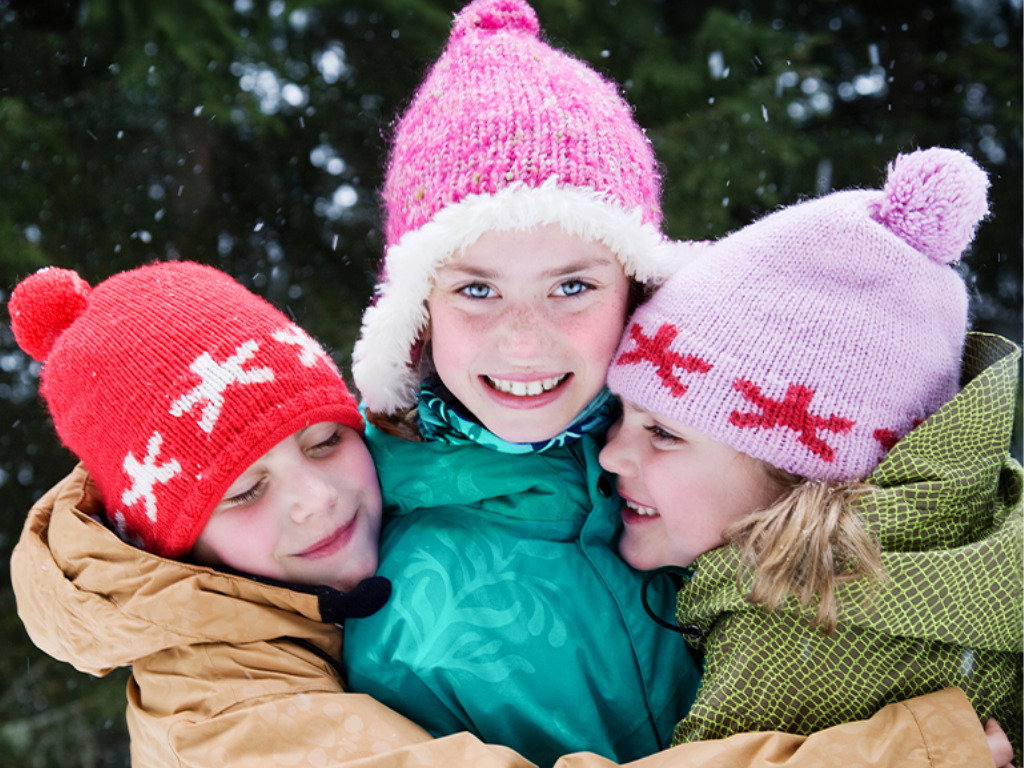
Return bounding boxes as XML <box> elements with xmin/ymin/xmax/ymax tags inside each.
<box><xmin>426</xmin><ymin>224</ymin><xmax>630</xmax><ymax>443</ymax></box>
<box><xmin>598</xmin><ymin>400</ymin><xmax>783</xmax><ymax>571</ymax></box>
<box><xmin>191</xmin><ymin>422</ymin><xmax>382</xmax><ymax>592</ymax></box>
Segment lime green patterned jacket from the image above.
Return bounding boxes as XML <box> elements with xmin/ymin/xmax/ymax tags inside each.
<box><xmin>672</xmin><ymin>333</ymin><xmax>1023</xmax><ymax>761</ymax></box>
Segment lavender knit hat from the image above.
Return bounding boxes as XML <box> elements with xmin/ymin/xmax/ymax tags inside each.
<box><xmin>608</xmin><ymin>147</ymin><xmax>989</xmax><ymax>482</ymax></box>
<box><xmin>352</xmin><ymin>0</ymin><xmax>688</xmax><ymax>414</ymax></box>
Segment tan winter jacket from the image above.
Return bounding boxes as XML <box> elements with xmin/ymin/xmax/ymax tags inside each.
<box><xmin>11</xmin><ymin>464</ymin><xmax>995</xmax><ymax>768</ymax></box>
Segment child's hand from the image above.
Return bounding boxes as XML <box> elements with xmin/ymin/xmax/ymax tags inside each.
<box><xmin>984</xmin><ymin>718</ymin><xmax>1014</xmax><ymax>768</ymax></box>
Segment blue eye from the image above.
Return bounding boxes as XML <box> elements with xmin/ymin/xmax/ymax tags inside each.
<box><xmin>459</xmin><ymin>283</ymin><xmax>494</xmax><ymax>299</ymax></box>
<box><xmin>554</xmin><ymin>279</ymin><xmax>591</xmax><ymax>297</ymax></box>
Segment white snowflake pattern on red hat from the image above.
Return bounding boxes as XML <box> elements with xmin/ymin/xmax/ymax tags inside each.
<box><xmin>121</xmin><ymin>431</ymin><xmax>182</xmax><ymax>523</ymax></box>
<box><xmin>170</xmin><ymin>341</ymin><xmax>275</xmax><ymax>434</ymax></box>
<box><xmin>272</xmin><ymin>325</ymin><xmax>337</xmax><ymax>371</ymax></box>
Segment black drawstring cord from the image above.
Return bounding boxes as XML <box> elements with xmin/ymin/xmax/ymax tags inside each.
<box><xmin>640</xmin><ymin>565</ymin><xmax>693</xmax><ymax>633</ymax></box>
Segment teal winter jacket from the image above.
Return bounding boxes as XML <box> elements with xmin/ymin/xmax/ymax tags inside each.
<box><xmin>343</xmin><ymin>423</ymin><xmax>700</xmax><ymax>768</ymax></box>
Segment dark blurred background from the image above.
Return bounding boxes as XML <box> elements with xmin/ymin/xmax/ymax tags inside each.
<box><xmin>0</xmin><ymin>0</ymin><xmax>1020</xmax><ymax>765</ymax></box>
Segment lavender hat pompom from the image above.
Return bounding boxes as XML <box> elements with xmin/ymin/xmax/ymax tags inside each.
<box><xmin>873</xmin><ymin>146</ymin><xmax>989</xmax><ymax>265</ymax></box>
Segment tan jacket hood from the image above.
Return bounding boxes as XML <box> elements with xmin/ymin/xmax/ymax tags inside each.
<box><xmin>14</xmin><ymin>464</ymin><xmax>340</xmax><ymax>675</ymax></box>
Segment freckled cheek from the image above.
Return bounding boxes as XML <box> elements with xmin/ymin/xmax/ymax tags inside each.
<box><xmin>429</xmin><ymin>307</ymin><xmax>495</xmax><ymax>350</ymax></box>
<box><xmin>575</xmin><ymin>297</ymin><xmax>628</xmax><ymax>351</ymax></box>
<box><xmin>559</xmin><ymin>315</ymin><xmax>622</xmax><ymax>365</ymax></box>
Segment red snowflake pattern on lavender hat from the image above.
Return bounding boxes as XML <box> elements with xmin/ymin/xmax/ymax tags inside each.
<box><xmin>608</xmin><ymin>147</ymin><xmax>989</xmax><ymax>481</ymax></box>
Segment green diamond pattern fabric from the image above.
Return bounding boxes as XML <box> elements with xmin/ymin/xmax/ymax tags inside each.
<box><xmin>671</xmin><ymin>333</ymin><xmax>1023</xmax><ymax>762</ymax></box>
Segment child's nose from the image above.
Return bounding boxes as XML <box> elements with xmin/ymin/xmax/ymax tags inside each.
<box><xmin>289</xmin><ymin>474</ymin><xmax>339</xmax><ymax>524</ymax></box>
<box><xmin>498</xmin><ymin>301</ymin><xmax>549</xmax><ymax>358</ymax></box>
<box><xmin>598</xmin><ymin>423</ymin><xmax>633</xmax><ymax>476</ymax></box>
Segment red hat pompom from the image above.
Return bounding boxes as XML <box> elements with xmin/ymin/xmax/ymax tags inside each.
<box><xmin>9</xmin><ymin>268</ymin><xmax>92</xmax><ymax>362</ymax></box>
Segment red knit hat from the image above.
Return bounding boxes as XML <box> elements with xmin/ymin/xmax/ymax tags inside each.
<box><xmin>9</xmin><ymin>262</ymin><xmax>363</xmax><ymax>557</ymax></box>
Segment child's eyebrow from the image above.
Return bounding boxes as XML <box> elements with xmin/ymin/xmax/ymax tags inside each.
<box><xmin>542</xmin><ymin>257</ymin><xmax>618</xmax><ymax>279</ymax></box>
<box><xmin>441</xmin><ymin>257</ymin><xmax>617</xmax><ymax>281</ymax></box>
<box><xmin>441</xmin><ymin>265</ymin><xmax>500</xmax><ymax>280</ymax></box>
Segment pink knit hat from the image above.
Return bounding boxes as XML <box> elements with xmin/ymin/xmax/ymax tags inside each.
<box><xmin>9</xmin><ymin>262</ymin><xmax>363</xmax><ymax>557</ymax></box>
<box><xmin>608</xmin><ymin>147</ymin><xmax>989</xmax><ymax>482</ymax></box>
<box><xmin>352</xmin><ymin>0</ymin><xmax>688</xmax><ymax>414</ymax></box>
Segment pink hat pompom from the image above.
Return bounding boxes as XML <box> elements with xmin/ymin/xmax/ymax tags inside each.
<box><xmin>874</xmin><ymin>146</ymin><xmax>989</xmax><ymax>265</ymax></box>
<box><xmin>452</xmin><ymin>0</ymin><xmax>539</xmax><ymax>40</ymax></box>
<box><xmin>9</xmin><ymin>267</ymin><xmax>92</xmax><ymax>362</ymax></box>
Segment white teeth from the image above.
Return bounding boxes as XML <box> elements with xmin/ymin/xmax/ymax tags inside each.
<box><xmin>488</xmin><ymin>375</ymin><xmax>566</xmax><ymax>397</ymax></box>
<box><xmin>625</xmin><ymin>499</ymin><xmax>658</xmax><ymax>517</ymax></box>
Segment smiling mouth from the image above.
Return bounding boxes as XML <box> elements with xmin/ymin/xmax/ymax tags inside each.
<box><xmin>625</xmin><ymin>499</ymin><xmax>659</xmax><ymax>517</ymax></box>
<box><xmin>484</xmin><ymin>374</ymin><xmax>569</xmax><ymax>397</ymax></box>
<box><xmin>296</xmin><ymin>517</ymin><xmax>355</xmax><ymax>558</ymax></box>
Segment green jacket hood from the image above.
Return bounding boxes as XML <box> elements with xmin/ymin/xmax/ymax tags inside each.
<box><xmin>366</xmin><ymin>421</ymin><xmax>597</xmax><ymax>525</ymax></box>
